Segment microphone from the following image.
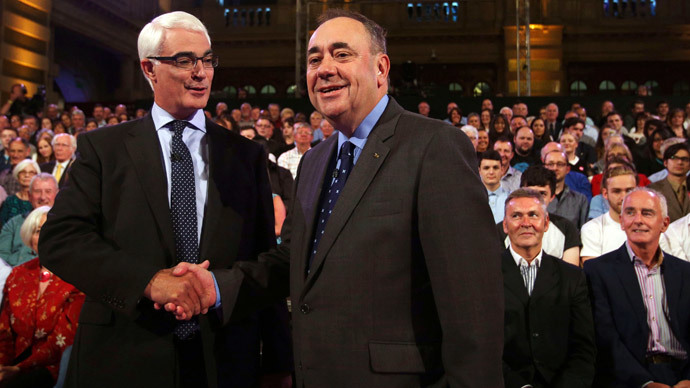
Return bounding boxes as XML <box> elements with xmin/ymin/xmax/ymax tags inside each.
<box><xmin>171</xmin><ymin>152</ymin><xmax>181</xmax><ymax>162</ymax></box>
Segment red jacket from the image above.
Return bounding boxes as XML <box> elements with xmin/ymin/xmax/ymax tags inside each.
<box><xmin>0</xmin><ymin>258</ymin><xmax>84</xmax><ymax>381</ymax></box>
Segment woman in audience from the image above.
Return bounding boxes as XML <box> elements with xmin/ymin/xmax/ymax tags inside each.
<box><xmin>667</xmin><ymin>108</ymin><xmax>687</xmax><ymax>138</ymax></box>
<box><xmin>476</xmin><ymin>127</ymin><xmax>490</xmax><ymax>153</ymax></box>
<box><xmin>40</xmin><ymin>118</ymin><xmax>52</xmax><ymax>131</ymax></box>
<box><xmin>106</xmin><ymin>115</ymin><xmax>119</xmax><ymax>126</ymax></box>
<box><xmin>0</xmin><ymin>160</ymin><xmax>39</xmax><ymax>226</ymax></box>
<box><xmin>479</xmin><ymin>109</ymin><xmax>492</xmax><ymax>132</ymax></box>
<box><xmin>448</xmin><ymin>107</ymin><xmax>462</xmax><ymax>126</ymax></box>
<box><xmin>530</xmin><ymin>117</ymin><xmax>551</xmax><ymax>144</ymax></box>
<box><xmin>628</xmin><ymin>112</ymin><xmax>650</xmax><ymax>145</ymax></box>
<box><xmin>59</xmin><ymin>113</ymin><xmax>71</xmax><ymax>131</ymax></box>
<box><xmin>0</xmin><ymin>206</ymin><xmax>84</xmax><ymax>387</ymax></box>
<box><xmin>594</xmin><ymin>124</ymin><xmax>617</xmax><ymax>162</ymax></box>
<box><xmin>560</xmin><ymin>131</ymin><xmax>589</xmax><ymax>176</ymax></box>
<box><xmin>36</xmin><ymin>137</ymin><xmax>54</xmax><ymax>165</ymax></box>
<box><xmin>52</xmin><ymin>122</ymin><xmax>66</xmax><ymax>134</ymax></box>
<box><xmin>85</xmin><ymin>119</ymin><xmax>98</xmax><ymax>132</ymax></box>
<box><xmin>637</xmin><ymin>127</ymin><xmax>672</xmax><ymax>176</ymax></box>
<box><xmin>488</xmin><ymin>114</ymin><xmax>509</xmax><ymax>145</ymax></box>
<box><xmin>590</xmin><ymin>143</ymin><xmax>650</xmax><ymax>196</ymax></box>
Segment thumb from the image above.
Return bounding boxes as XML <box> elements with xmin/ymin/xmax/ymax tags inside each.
<box><xmin>172</xmin><ymin>262</ymin><xmax>191</xmax><ymax>276</ymax></box>
<box><xmin>199</xmin><ymin>260</ymin><xmax>210</xmax><ymax>270</ymax></box>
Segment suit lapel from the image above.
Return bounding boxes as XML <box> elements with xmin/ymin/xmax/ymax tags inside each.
<box><xmin>199</xmin><ymin>120</ymin><xmax>227</xmax><ymax>263</ymax></box>
<box><xmin>612</xmin><ymin>245</ymin><xmax>648</xmax><ymax>335</ymax></box>
<box><xmin>530</xmin><ymin>254</ymin><xmax>559</xmax><ymax>301</ymax></box>
<box><xmin>123</xmin><ymin>115</ymin><xmax>176</xmax><ymax>262</ymax></box>
<box><xmin>501</xmin><ymin>250</ymin><xmax>529</xmax><ymax>305</ymax></box>
<box><xmin>304</xmin><ymin>100</ymin><xmax>400</xmax><ymax>287</ymax></box>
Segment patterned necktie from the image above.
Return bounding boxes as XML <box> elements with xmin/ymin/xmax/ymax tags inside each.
<box><xmin>307</xmin><ymin>141</ymin><xmax>355</xmax><ymax>273</ymax></box>
<box><xmin>169</xmin><ymin>120</ymin><xmax>199</xmax><ymax>339</ymax></box>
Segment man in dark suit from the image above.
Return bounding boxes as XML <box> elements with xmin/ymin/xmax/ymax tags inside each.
<box><xmin>39</xmin><ymin>11</ymin><xmax>287</xmax><ymax>388</ymax></box>
<box><xmin>501</xmin><ymin>188</ymin><xmax>596</xmax><ymax>387</ymax></box>
<box><xmin>39</xmin><ymin>133</ymin><xmax>74</xmax><ymax>188</ymax></box>
<box><xmin>584</xmin><ymin>187</ymin><xmax>690</xmax><ymax>388</ymax></box>
<box><xmin>255</xmin><ymin>9</ymin><xmax>504</xmax><ymax>387</ymax></box>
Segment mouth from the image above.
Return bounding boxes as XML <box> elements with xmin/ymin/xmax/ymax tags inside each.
<box><xmin>318</xmin><ymin>85</ymin><xmax>347</xmax><ymax>95</ymax></box>
<box><xmin>185</xmin><ymin>85</ymin><xmax>207</xmax><ymax>93</ymax></box>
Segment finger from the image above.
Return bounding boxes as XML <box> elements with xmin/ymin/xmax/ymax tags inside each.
<box><xmin>172</xmin><ymin>262</ymin><xmax>192</xmax><ymax>276</ymax></box>
<box><xmin>164</xmin><ymin>303</ymin><xmax>177</xmax><ymax>312</ymax></box>
<box><xmin>199</xmin><ymin>260</ymin><xmax>210</xmax><ymax>269</ymax></box>
<box><xmin>154</xmin><ymin>302</ymin><xmax>161</xmax><ymax>310</ymax></box>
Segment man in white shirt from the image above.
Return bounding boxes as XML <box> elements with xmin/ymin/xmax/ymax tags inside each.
<box><xmin>581</xmin><ymin>165</ymin><xmax>637</xmax><ymax>261</ymax></box>
<box><xmin>662</xmin><ymin>212</ymin><xmax>690</xmax><ymax>261</ymax></box>
<box><xmin>277</xmin><ymin>122</ymin><xmax>313</xmax><ymax>179</ymax></box>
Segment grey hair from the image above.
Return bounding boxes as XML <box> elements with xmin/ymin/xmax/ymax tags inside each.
<box><xmin>623</xmin><ymin>187</ymin><xmax>669</xmax><ymax>219</ymax></box>
<box><xmin>294</xmin><ymin>122</ymin><xmax>313</xmax><ymax>135</ymax></box>
<box><xmin>137</xmin><ymin>11</ymin><xmax>211</xmax><ymax>89</ymax></box>
<box><xmin>460</xmin><ymin>125</ymin><xmax>478</xmax><ymax>139</ymax></box>
<box><xmin>71</xmin><ymin>109</ymin><xmax>85</xmax><ymax>118</ymax></box>
<box><xmin>12</xmin><ymin>159</ymin><xmax>40</xmax><ymax>181</ymax></box>
<box><xmin>316</xmin><ymin>9</ymin><xmax>387</xmax><ymax>55</ymax></box>
<box><xmin>29</xmin><ymin>173</ymin><xmax>57</xmax><ymax>193</ymax></box>
<box><xmin>20</xmin><ymin>206</ymin><xmax>50</xmax><ymax>249</ymax></box>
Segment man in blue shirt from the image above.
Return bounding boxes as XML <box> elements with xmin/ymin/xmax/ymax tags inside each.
<box><xmin>480</xmin><ymin>150</ymin><xmax>510</xmax><ymax>222</ymax></box>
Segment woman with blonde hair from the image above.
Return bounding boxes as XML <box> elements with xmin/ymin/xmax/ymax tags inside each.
<box><xmin>0</xmin><ymin>160</ymin><xmax>39</xmax><ymax>225</ymax></box>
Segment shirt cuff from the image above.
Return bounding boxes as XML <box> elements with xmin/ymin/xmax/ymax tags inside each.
<box><xmin>641</xmin><ymin>381</ymin><xmax>654</xmax><ymax>388</ymax></box>
<box><xmin>211</xmin><ymin>272</ymin><xmax>221</xmax><ymax>308</ymax></box>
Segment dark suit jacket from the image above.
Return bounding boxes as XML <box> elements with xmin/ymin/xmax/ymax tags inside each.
<box><xmin>257</xmin><ymin>98</ymin><xmax>504</xmax><ymax>387</ymax></box>
<box><xmin>39</xmin><ymin>115</ymin><xmax>284</xmax><ymax>388</ymax></box>
<box><xmin>648</xmin><ymin>178</ymin><xmax>690</xmax><ymax>223</ymax></box>
<box><xmin>583</xmin><ymin>244</ymin><xmax>690</xmax><ymax>387</ymax></box>
<box><xmin>40</xmin><ymin>159</ymin><xmax>73</xmax><ymax>188</ymax></box>
<box><xmin>502</xmin><ymin>250</ymin><xmax>596</xmax><ymax>388</ymax></box>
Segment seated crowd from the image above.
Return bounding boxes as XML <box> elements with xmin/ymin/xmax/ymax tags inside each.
<box><xmin>1</xmin><ymin>86</ymin><xmax>690</xmax><ymax>386</ymax></box>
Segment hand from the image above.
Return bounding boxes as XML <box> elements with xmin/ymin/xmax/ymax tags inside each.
<box><xmin>674</xmin><ymin>381</ymin><xmax>690</xmax><ymax>388</ymax></box>
<box><xmin>154</xmin><ymin>260</ymin><xmax>216</xmax><ymax>318</ymax></box>
<box><xmin>144</xmin><ymin>266</ymin><xmax>206</xmax><ymax>320</ymax></box>
<box><xmin>8</xmin><ymin>88</ymin><xmax>22</xmax><ymax>100</ymax></box>
<box><xmin>0</xmin><ymin>366</ymin><xmax>19</xmax><ymax>381</ymax></box>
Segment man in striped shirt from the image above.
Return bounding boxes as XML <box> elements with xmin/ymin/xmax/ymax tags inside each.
<box><xmin>584</xmin><ymin>187</ymin><xmax>690</xmax><ymax>388</ymax></box>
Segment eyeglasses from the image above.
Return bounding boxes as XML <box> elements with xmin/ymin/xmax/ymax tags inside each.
<box><xmin>147</xmin><ymin>53</ymin><xmax>218</xmax><ymax>70</ymax></box>
<box><xmin>669</xmin><ymin>155</ymin><xmax>690</xmax><ymax>163</ymax></box>
<box><xmin>545</xmin><ymin>162</ymin><xmax>568</xmax><ymax>168</ymax></box>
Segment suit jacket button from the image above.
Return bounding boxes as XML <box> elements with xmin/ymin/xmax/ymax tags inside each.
<box><xmin>299</xmin><ymin>304</ymin><xmax>311</xmax><ymax>314</ymax></box>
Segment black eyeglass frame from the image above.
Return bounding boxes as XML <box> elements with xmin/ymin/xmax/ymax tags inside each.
<box><xmin>147</xmin><ymin>53</ymin><xmax>219</xmax><ymax>69</ymax></box>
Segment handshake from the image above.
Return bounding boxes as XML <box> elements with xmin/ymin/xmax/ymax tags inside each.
<box><xmin>143</xmin><ymin>260</ymin><xmax>217</xmax><ymax>320</ymax></box>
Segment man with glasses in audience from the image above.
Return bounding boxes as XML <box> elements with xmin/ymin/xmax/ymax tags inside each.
<box><xmin>649</xmin><ymin>142</ymin><xmax>690</xmax><ymax>222</ymax></box>
<box><xmin>39</xmin><ymin>133</ymin><xmax>75</xmax><ymax>188</ymax></box>
<box><xmin>544</xmin><ymin>150</ymin><xmax>589</xmax><ymax>228</ymax></box>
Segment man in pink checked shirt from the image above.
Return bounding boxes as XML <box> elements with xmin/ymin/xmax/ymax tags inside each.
<box><xmin>584</xmin><ymin>187</ymin><xmax>690</xmax><ymax>388</ymax></box>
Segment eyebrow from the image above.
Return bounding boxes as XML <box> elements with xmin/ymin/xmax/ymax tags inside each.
<box><xmin>307</xmin><ymin>41</ymin><xmax>352</xmax><ymax>55</ymax></box>
<box><xmin>171</xmin><ymin>50</ymin><xmax>213</xmax><ymax>57</ymax></box>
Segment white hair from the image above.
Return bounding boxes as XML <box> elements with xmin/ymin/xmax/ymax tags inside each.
<box><xmin>137</xmin><ymin>11</ymin><xmax>211</xmax><ymax>89</ymax></box>
<box><xmin>460</xmin><ymin>125</ymin><xmax>478</xmax><ymax>139</ymax></box>
<box><xmin>12</xmin><ymin>159</ymin><xmax>40</xmax><ymax>181</ymax></box>
<box><xmin>20</xmin><ymin>206</ymin><xmax>50</xmax><ymax>249</ymax></box>
<box><xmin>52</xmin><ymin>133</ymin><xmax>76</xmax><ymax>149</ymax></box>
<box><xmin>624</xmin><ymin>187</ymin><xmax>669</xmax><ymax>220</ymax></box>
<box><xmin>29</xmin><ymin>173</ymin><xmax>57</xmax><ymax>193</ymax></box>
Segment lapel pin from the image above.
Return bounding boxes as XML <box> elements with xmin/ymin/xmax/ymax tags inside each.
<box><xmin>373</xmin><ymin>152</ymin><xmax>380</xmax><ymax>158</ymax></box>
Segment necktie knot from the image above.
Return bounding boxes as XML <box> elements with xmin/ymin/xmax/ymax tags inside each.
<box><xmin>170</xmin><ymin>120</ymin><xmax>188</xmax><ymax>137</ymax></box>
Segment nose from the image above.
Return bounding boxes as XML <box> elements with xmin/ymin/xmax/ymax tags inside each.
<box><xmin>191</xmin><ymin>60</ymin><xmax>208</xmax><ymax>78</ymax></box>
<box><xmin>316</xmin><ymin>56</ymin><xmax>337</xmax><ymax>79</ymax></box>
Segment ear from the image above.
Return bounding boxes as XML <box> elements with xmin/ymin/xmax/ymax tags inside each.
<box><xmin>502</xmin><ymin>219</ymin><xmax>508</xmax><ymax>235</ymax></box>
<box><xmin>602</xmin><ymin>187</ymin><xmax>609</xmax><ymax>201</ymax></box>
<box><xmin>375</xmin><ymin>53</ymin><xmax>390</xmax><ymax>88</ymax></box>
<box><xmin>141</xmin><ymin>60</ymin><xmax>156</xmax><ymax>83</ymax></box>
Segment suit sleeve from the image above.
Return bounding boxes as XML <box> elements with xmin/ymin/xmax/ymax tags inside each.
<box><xmin>552</xmin><ymin>270</ymin><xmax>596</xmax><ymax>388</ymax></box>
<box><xmin>583</xmin><ymin>261</ymin><xmax>653</xmax><ymax>386</ymax></box>
<box><xmin>212</xmin><ymin>146</ymin><xmax>290</xmax><ymax>326</ymax></box>
<box><xmin>417</xmin><ymin>127</ymin><xmax>504</xmax><ymax>386</ymax></box>
<box><xmin>38</xmin><ymin>134</ymin><xmax>160</xmax><ymax>319</ymax></box>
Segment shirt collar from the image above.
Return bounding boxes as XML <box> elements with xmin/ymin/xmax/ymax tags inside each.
<box><xmin>151</xmin><ymin>102</ymin><xmax>207</xmax><ymax>133</ymax></box>
<box><xmin>487</xmin><ymin>186</ymin><xmax>507</xmax><ymax>195</ymax></box>
<box><xmin>509</xmin><ymin>245</ymin><xmax>543</xmax><ymax>268</ymax></box>
<box><xmin>626</xmin><ymin>240</ymin><xmax>664</xmax><ymax>267</ymax></box>
<box><xmin>337</xmin><ymin>95</ymin><xmax>389</xmax><ymax>152</ymax></box>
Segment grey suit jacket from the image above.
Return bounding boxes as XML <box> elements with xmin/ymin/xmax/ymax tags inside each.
<box><xmin>259</xmin><ymin>97</ymin><xmax>505</xmax><ymax>387</ymax></box>
<box><xmin>649</xmin><ymin>177</ymin><xmax>690</xmax><ymax>223</ymax></box>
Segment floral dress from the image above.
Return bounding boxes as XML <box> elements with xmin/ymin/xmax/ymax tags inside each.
<box><xmin>0</xmin><ymin>258</ymin><xmax>85</xmax><ymax>382</ymax></box>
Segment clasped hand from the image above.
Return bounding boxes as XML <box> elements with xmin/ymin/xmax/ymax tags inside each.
<box><xmin>144</xmin><ymin>260</ymin><xmax>216</xmax><ymax>320</ymax></box>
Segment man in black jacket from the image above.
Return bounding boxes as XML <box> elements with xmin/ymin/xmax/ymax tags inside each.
<box><xmin>501</xmin><ymin>188</ymin><xmax>596</xmax><ymax>387</ymax></box>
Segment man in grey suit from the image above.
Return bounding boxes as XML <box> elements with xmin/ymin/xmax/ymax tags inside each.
<box><xmin>255</xmin><ymin>9</ymin><xmax>504</xmax><ymax>387</ymax></box>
